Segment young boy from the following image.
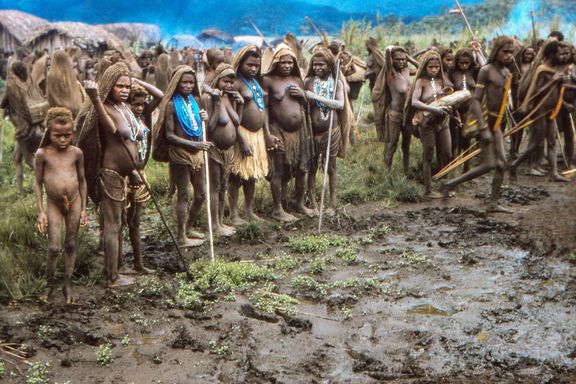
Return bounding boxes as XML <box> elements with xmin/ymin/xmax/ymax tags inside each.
<box><xmin>35</xmin><ymin>107</ymin><xmax>88</xmax><ymax>303</ymax></box>
<box><xmin>124</xmin><ymin>78</ymin><xmax>163</xmax><ymax>273</ymax></box>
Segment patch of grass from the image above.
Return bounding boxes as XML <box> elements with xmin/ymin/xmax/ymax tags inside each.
<box><xmin>188</xmin><ymin>259</ymin><xmax>275</xmax><ymax>293</ymax></box>
<box><xmin>287</xmin><ymin>234</ymin><xmax>346</xmax><ymax>255</ymax></box>
<box><xmin>136</xmin><ymin>275</ymin><xmax>169</xmax><ymax>298</ymax></box>
<box><xmin>25</xmin><ymin>361</ymin><xmax>50</xmax><ymax>384</ymax></box>
<box><xmin>399</xmin><ymin>251</ymin><xmax>430</xmax><ymax>266</ymax></box>
<box><xmin>291</xmin><ymin>275</ymin><xmax>327</xmax><ymax>299</ymax></box>
<box><xmin>268</xmin><ymin>252</ymin><xmax>301</xmax><ymax>271</ymax></box>
<box><xmin>335</xmin><ymin>246</ymin><xmax>362</xmax><ymax>265</ymax></box>
<box><xmin>250</xmin><ymin>289</ymin><xmax>299</xmax><ymax>316</ymax></box>
<box><xmin>0</xmin><ymin>360</ymin><xmax>5</xmax><ymax>378</ymax></box>
<box><xmin>309</xmin><ymin>257</ymin><xmax>326</xmax><ymax>274</ymax></box>
<box><xmin>96</xmin><ymin>343</ymin><xmax>113</xmax><ymax>366</ymax></box>
<box><xmin>235</xmin><ymin>223</ymin><xmax>263</xmax><ymax>244</ymax></box>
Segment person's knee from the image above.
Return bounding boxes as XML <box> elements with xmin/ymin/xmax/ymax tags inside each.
<box><xmin>48</xmin><ymin>245</ymin><xmax>60</xmax><ymax>257</ymax></box>
<box><xmin>64</xmin><ymin>238</ymin><xmax>76</xmax><ymax>254</ymax></box>
<box><xmin>177</xmin><ymin>188</ymin><xmax>191</xmax><ymax>203</ymax></box>
<box><xmin>193</xmin><ymin>190</ymin><xmax>206</xmax><ymax>204</ymax></box>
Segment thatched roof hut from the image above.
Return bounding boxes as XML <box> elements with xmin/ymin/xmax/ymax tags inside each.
<box><xmin>197</xmin><ymin>29</ymin><xmax>235</xmax><ymax>47</ymax></box>
<box><xmin>23</xmin><ymin>22</ymin><xmax>124</xmax><ymax>55</ymax></box>
<box><xmin>98</xmin><ymin>23</ymin><xmax>161</xmax><ymax>48</ymax></box>
<box><xmin>166</xmin><ymin>34</ymin><xmax>204</xmax><ymax>49</ymax></box>
<box><xmin>0</xmin><ymin>10</ymin><xmax>48</xmax><ymax>53</ymax></box>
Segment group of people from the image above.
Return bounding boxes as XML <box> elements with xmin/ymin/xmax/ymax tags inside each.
<box><xmin>366</xmin><ymin>31</ymin><xmax>575</xmax><ymax>211</ymax></box>
<box><xmin>2</xmin><ymin>29</ymin><xmax>575</xmax><ymax>301</ymax></box>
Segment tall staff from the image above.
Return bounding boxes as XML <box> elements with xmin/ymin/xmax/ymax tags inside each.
<box><xmin>201</xmin><ymin>120</ymin><xmax>215</xmax><ymax>263</ymax></box>
<box><xmin>318</xmin><ymin>60</ymin><xmax>341</xmax><ymax>233</ymax></box>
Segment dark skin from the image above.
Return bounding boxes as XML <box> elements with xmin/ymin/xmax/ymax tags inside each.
<box><xmin>203</xmin><ymin>75</ymin><xmax>242</xmax><ymax>236</ymax></box>
<box><xmin>385</xmin><ymin>50</ymin><xmax>412</xmax><ymax>173</ymax></box>
<box><xmin>411</xmin><ymin>58</ymin><xmax>452</xmax><ymax>198</ymax></box>
<box><xmin>442</xmin><ymin>42</ymin><xmax>516</xmax><ymax>212</ymax></box>
<box><xmin>85</xmin><ymin>75</ymin><xmax>144</xmax><ymax>287</ymax></box>
<box><xmin>228</xmin><ymin>55</ymin><xmax>278</xmax><ymax>225</ymax></box>
<box><xmin>164</xmin><ymin>72</ymin><xmax>212</xmax><ymax>247</ymax></box>
<box><xmin>35</xmin><ymin>121</ymin><xmax>87</xmax><ymax>303</ymax></box>
<box><xmin>263</xmin><ymin>54</ymin><xmax>314</xmax><ymax>221</ymax></box>
<box><xmin>125</xmin><ymin>78</ymin><xmax>163</xmax><ymax>273</ymax></box>
<box><xmin>510</xmin><ymin>47</ymin><xmax>536</xmax><ymax>158</ymax></box>
<box><xmin>510</xmin><ymin>46</ymin><xmax>572</xmax><ymax>182</ymax></box>
<box><xmin>450</xmin><ymin>54</ymin><xmax>476</xmax><ymax>165</ymax></box>
<box><xmin>304</xmin><ymin>58</ymin><xmax>345</xmax><ymax>216</ymax></box>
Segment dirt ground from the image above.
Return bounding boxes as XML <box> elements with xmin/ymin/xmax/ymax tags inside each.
<box><xmin>1</xmin><ymin>172</ymin><xmax>575</xmax><ymax>384</ymax></box>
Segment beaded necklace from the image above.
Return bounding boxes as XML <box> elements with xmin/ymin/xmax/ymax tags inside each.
<box><xmin>239</xmin><ymin>75</ymin><xmax>265</xmax><ymax>111</ymax></box>
<box><xmin>113</xmin><ymin>103</ymin><xmax>148</xmax><ymax>161</ymax></box>
<box><xmin>462</xmin><ymin>73</ymin><xmax>468</xmax><ymax>91</ymax></box>
<box><xmin>313</xmin><ymin>75</ymin><xmax>335</xmax><ymax>121</ymax></box>
<box><xmin>173</xmin><ymin>93</ymin><xmax>202</xmax><ymax>141</ymax></box>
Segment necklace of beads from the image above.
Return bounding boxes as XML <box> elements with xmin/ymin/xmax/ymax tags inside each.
<box><xmin>173</xmin><ymin>93</ymin><xmax>202</xmax><ymax>141</ymax></box>
<box><xmin>240</xmin><ymin>75</ymin><xmax>265</xmax><ymax>112</ymax></box>
<box><xmin>114</xmin><ymin>103</ymin><xmax>148</xmax><ymax>161</ymax></box>
<box><xmin>430</xmin><ymin>77</ymin><xmax>438</xmax><ymax>100</ymax></box>
<box><xmin>462</xmin><ymin>74</ymin><xmax>468</xmax><ymax>91</ymax></box>
<box><xmin>313</xmin><ymin>75</ymin><xmax>335</xmax><ymax>121</ymax></box>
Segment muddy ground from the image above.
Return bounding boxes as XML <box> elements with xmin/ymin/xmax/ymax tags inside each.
<box><xmin>1</xmin><ymin>174</ymin><xmax>575</xmax><ymax>384</ymax></box>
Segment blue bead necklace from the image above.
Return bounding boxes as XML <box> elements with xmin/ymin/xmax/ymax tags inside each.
<box><xmin>173</xmin><ymin>93</ymin><xmax>203</xmax><ymax>141</ymax></box>
<box><xmin>240</xmin><ymin>75</ymin><xmax>265</xmax><ymax>112</ymax></box>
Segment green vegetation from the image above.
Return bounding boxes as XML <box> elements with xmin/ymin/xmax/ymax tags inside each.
<box><xmin>250</xmin><ymin>289</ymin><xmax>299</xmax><ymax>316</ymax></box>
<box><xmin>287</xmin><ymin>234</ymin><xmax>346</xmax><ymax>255</ymax></box>
<box><xmin>25</xmin><ymin>361</ymin><xmax>50</xmax><ymax>384</ymax></box>
<box><xmin>96</xmin><ymin>343</ymin><xmax>113</xmax><ymax>366</ymax></box>
<box><xmin>235</xmin><ymin>222</ymin><xmax>264</xmax><ymax>244</ymax></box>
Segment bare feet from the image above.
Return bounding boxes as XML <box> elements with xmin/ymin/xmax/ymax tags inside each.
<box><xmin>41</xmin><ymin>285</ymin><xmax>56</xmax><ymax>303</ymax></box>
<box><xmin>133</xmin><ymin>265</ymin><xmax>156</xmax><ymax>274</ymax></box>
<box><xmin>230</xmin><ymin>215</ymin><xmax>248</xmax><ymax>226</ymax></box>
<box><xmin>439</xmin><ymin>183</ymin><xmax>451</xmax><ymax>201</ymax></box>
<box><xmin>214</xmin><ymin>225</ymin><xmax>236</xmax><ymax>237</ymax></box>
<box><xmin>295</xmin><ymin>204</ymin><xmax>316</xmax><ymax>218</ymax></box>
<box><xmin>178</xmin><ymin>238</ymin><xmax>206</xmax><ymax>248</ymax></box>
<box><xmin>486</xmin><ymin>204</ymin><xmax>513</xmax><ymax>214</ymax></box>
<box><xmin>550</xmin><ymin>173</ymin><xmax>569</xmax><ymax>182</ymax></box>
<box><xmin>186</xmin><ymin>229</ymin><xmax>206</xmax><ymax>239</ymax></box>
<box><xmin>247</xmin><ymin>212</ymin><xmax>266</xmax><ymax>223</ymax></box>
<box><xmin>528</xmin><ymin>168</ymin><xmax>545</xmax><ymax>177</ymax></box>
<box><xmin>63</xmin><ymin>284</ymin><xmax>76</xmax><ymax>304</ymax></box>
<box><xmin>424</xmin><ymin>191</ymin><xmax>444</xmax><ymax>200</ymax></box>
<box><xmin>271</xmin><ymin>208</ymin><xmax>298</xmax><ymax>223</ymax></box>
<box><xmin>108</xmin><ymin>275</ymin><xmax>135</xmax><ymax>288</ymax></box>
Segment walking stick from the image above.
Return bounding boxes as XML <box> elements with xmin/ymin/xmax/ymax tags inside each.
<box><xmin>248</xmin><ymin>20</ymin><xmax>273</xmax><ymax>49</ymax></box>
<box><xmin>554</xmin><ymin>120</ymin><xmax>569</xmax><ymax>169</ymax></box>
<box><xmin>201</xmin><ymin>120</ymin><xmax>215</xmax><ymax>263</ymax></box>
<box><xmin>318</xmin><ymin>60</ymin><xmax>341</xmax><ymax>234</ymax></box>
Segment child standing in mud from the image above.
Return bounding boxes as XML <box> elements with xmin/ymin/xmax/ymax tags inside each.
<box><xmin>35</xmin><ymin>107</ymin><xmax>88</xmax><ymax>303</ymax></box>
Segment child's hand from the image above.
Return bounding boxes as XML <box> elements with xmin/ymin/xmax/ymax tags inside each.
<box><xmin>37</xmin><ymin>212</ymin><xmax>47</xmax><ymax>234</ymax></box>
<box><xmin>80</xmin><ymin>211</ymin><xmax>88</xmax><ymax>228</ymax></box>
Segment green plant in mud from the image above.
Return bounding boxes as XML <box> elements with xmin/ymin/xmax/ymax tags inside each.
<box><xmin>309</xmin><ymin>257</ymin><xmax>326</xmax><ymax>274</ymax></box>
<box><xmin>96</xmin><ymin>343</ymin><xmax>113</xmax><ymax>366</ymax></box>
<box><xmin>209</xmin><ymin>341</ymin><xmax>231</xmax><ymax>356</ymax></box>
<box><xmin>399</xmin><ymin>250</ymin><xmax>430</xmax><ymax>266</ymax></box>
<box><xmin>235</xmin><ymin>222</ymin><xmax>263</xmax><ymax>244</ymax></box>
<box><xmin>25</xmin><ymin>361</ymin><xmax>50</xmax><ymax>384</ymax></box>
<box><xmin>0</xmin><ymin>361</ymin><xmax>5</xmax><ymax>378</ymax></box>
<box><xmin>291</xmin><ymin>275</ymin><xmax>327</xmax><ymax>300</ymax></box>
<box><xmin>121</xmin><ymin>335</ymin><xmax>130</xmax><ymax>347</ymax></box>
<box><xmin>268</xmin><ymin>252</ymin><xmax>301</xmax><ymax>272</ymax></box>
<box><xmin>188</xmin><ymin>259</ymin><xmax>275</xmax><ymax>293</ymax></box>
<box><xmin>335</xmin><ymin>246</ymin><xmax>362</xmax><ymax>265</ymax></box>
<box><xmin>136</xmin><ymin>275</ymin><xmax>169</xmax><ymax>298</ymax></box>
<box><xmin>341</xmin><ymin>306</ymin><xmax>353</xmax><ymax>320</ymax></box>
<box><xmin>287</xmin><ymin>234</ymin><xmax>346</xmax><ymax>255</ymax></box>
<box><xmin>250</xmin><ymin>288</ymin><xmax>298</xmax><ymax>316</ymax></box>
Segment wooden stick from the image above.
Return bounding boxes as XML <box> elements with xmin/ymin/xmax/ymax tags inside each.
<box><xmin>554</xmin><ymin>120</ymin><xmax>569</xmax><ymax>169</ymax></box>
<box><xmin>248</xmin><ymin>20</ymin><xmax>272</xmax><ymax>48</ymax></box>
<box><xmin>433</xmin><ymin>110</ymin><xmax>550</xmax><ymax>179</ymax></box>
<box><xmin>561</xmin><ymin>168</ymin><xmax>576</xmax><ymax>175</ymax></box>
<box><xmin>201</xmin><ymin>121</ymin><xmax>215</xmax><ymax>263</ymax></box>
<box><xmin>318</xmin><ymin>60</ymin><xmax>341</xmax><ymax>233</ymax></box>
